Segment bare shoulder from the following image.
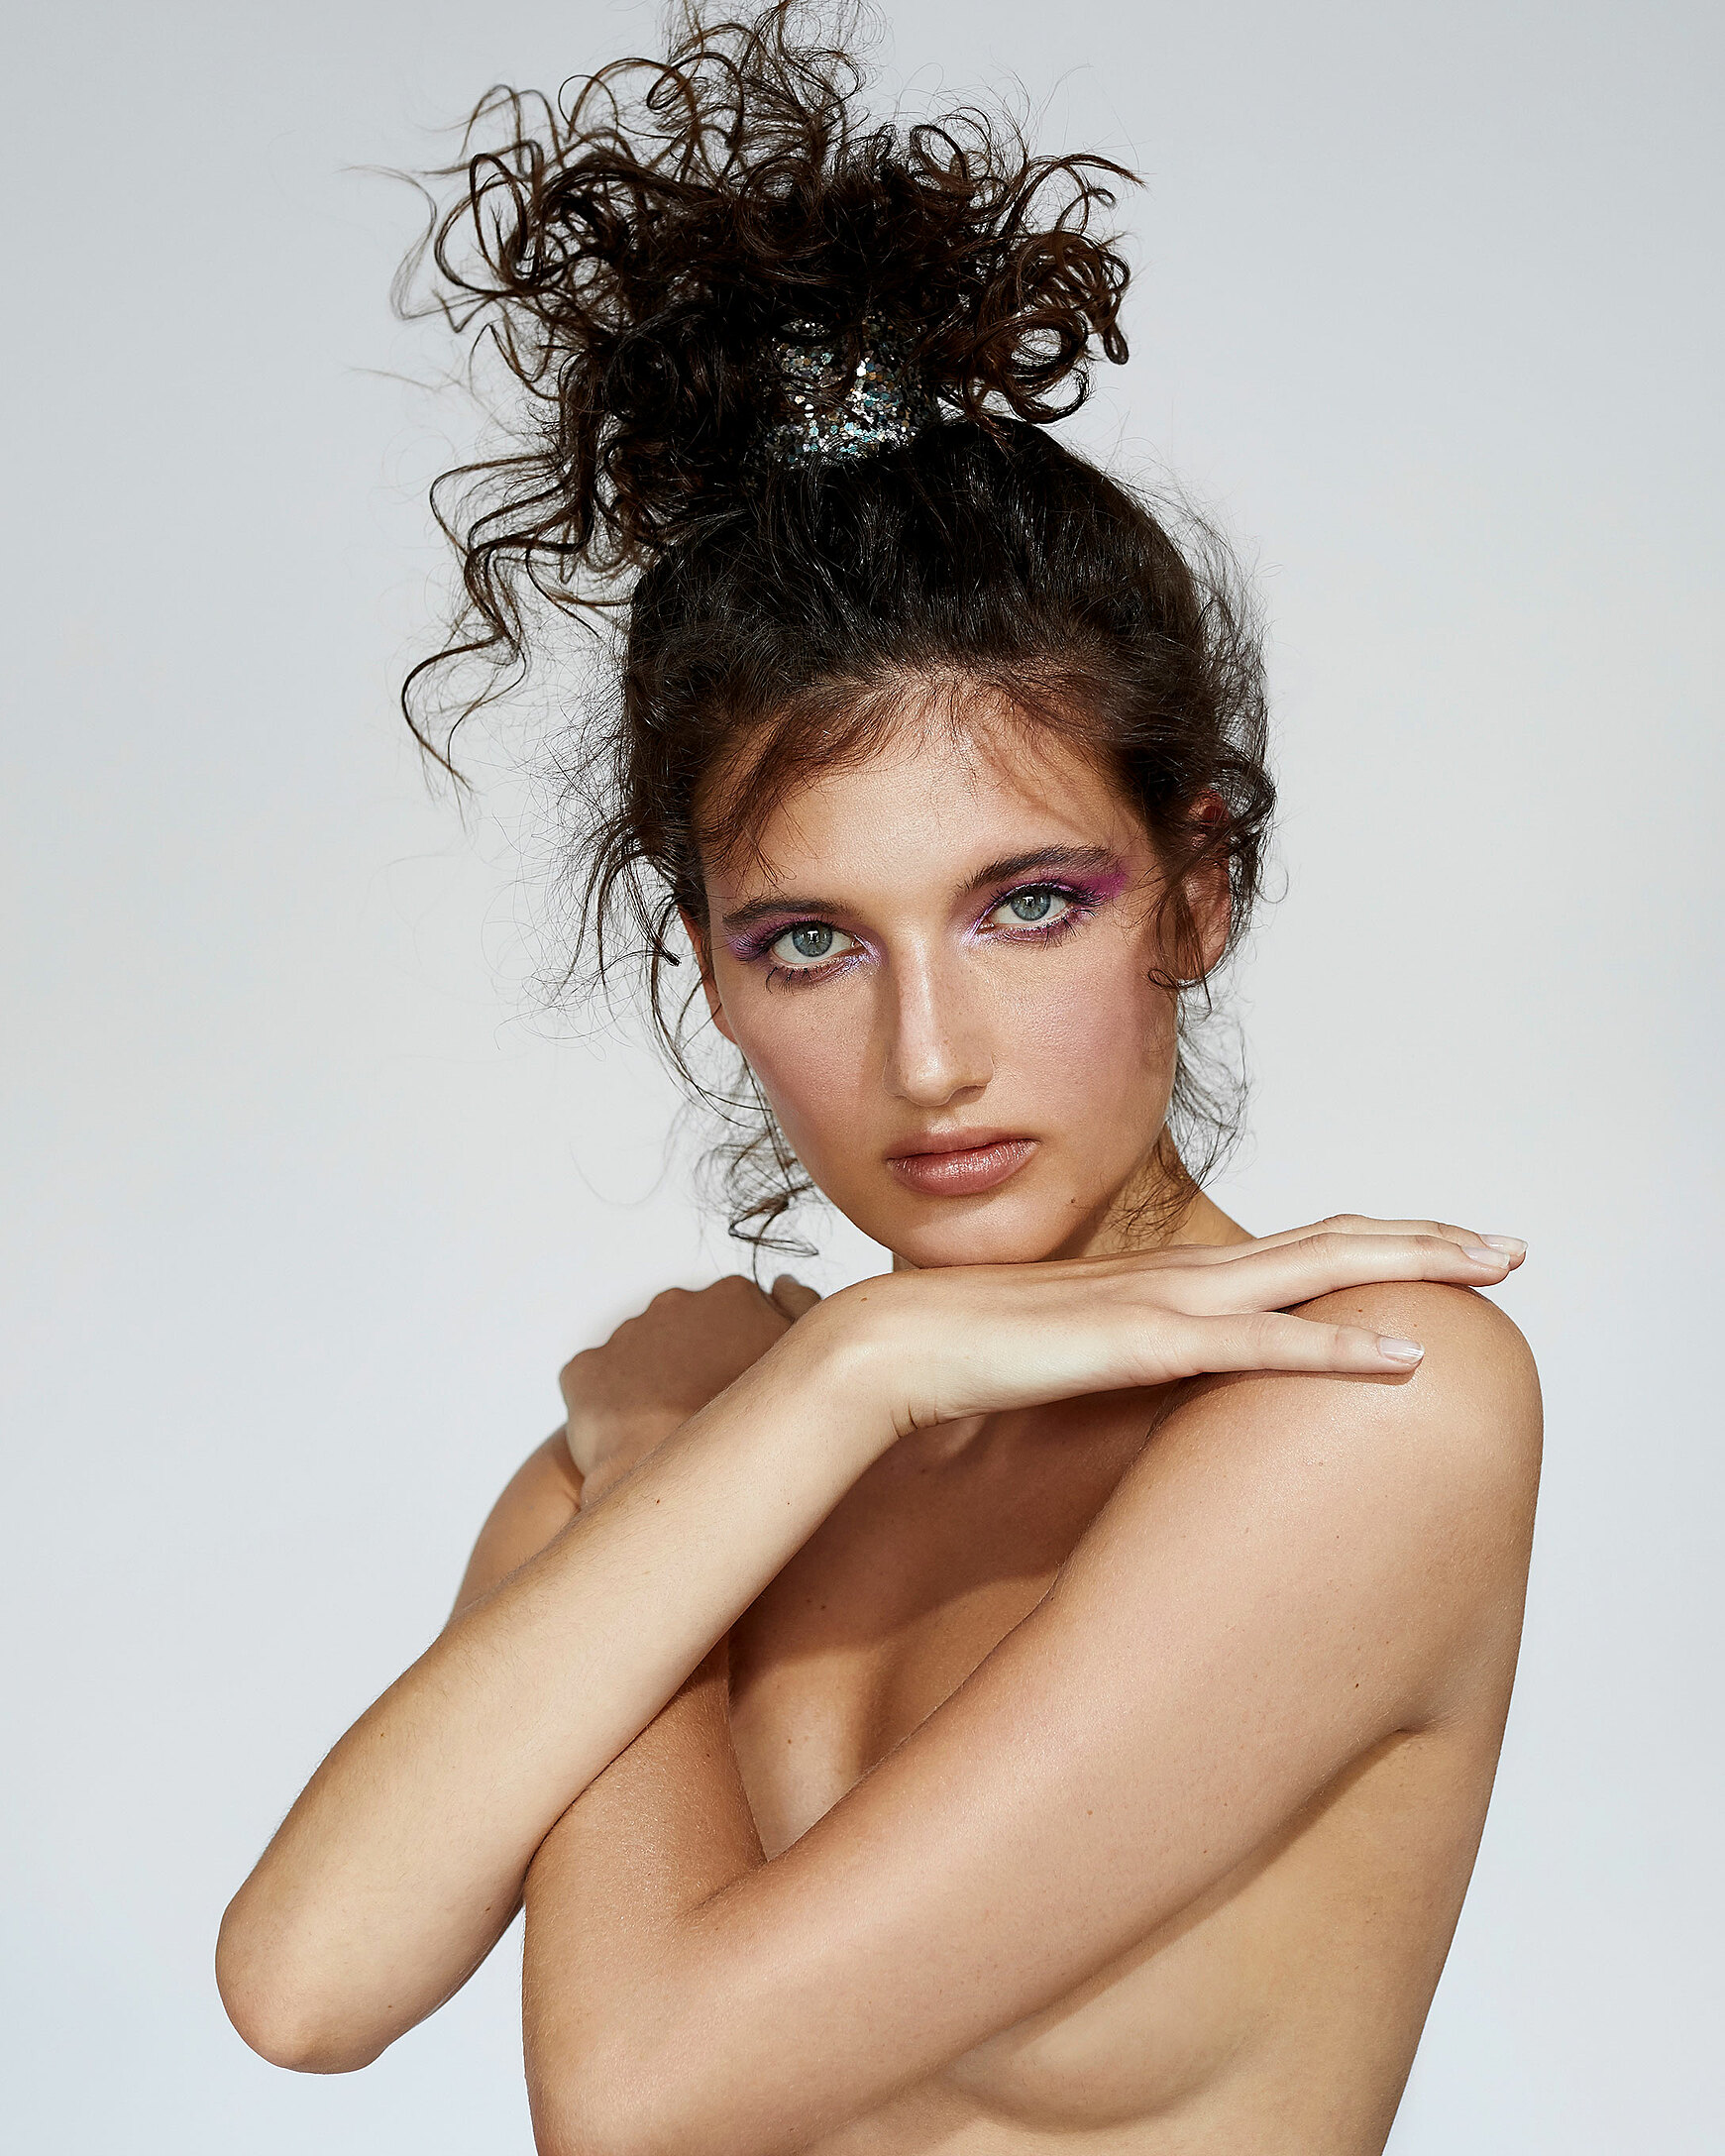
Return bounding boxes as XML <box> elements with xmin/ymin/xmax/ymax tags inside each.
<box><xmin>1300</xmin><ymin>1276</ymin><xmax>1542</xmax><ymax>1485</ymax></box>
<box><xmin>1168</xmin><ymin>1274</ymin><xmax>1540</xmax><ymax>1462</ymax></box>
<box><xmin>1140</xmin><ymin>1282</ymin><xmax>1542</xmax><ymax>1720</ymax></box>
<box><xmin>1178</xmin><ymin>1275</ymin><xmax>1538</xmax><ymax>1469</ymax></box>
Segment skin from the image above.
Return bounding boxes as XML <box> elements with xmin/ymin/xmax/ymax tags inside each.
<box><xmin>216</xmin><ymin>694</ymin><xmax>1541</xmax><ymax>2156</ymax></box>
<box><xmin>696</xmin><ymin>705</ymin><xmax>1185</xmax><ymax>1270</ymax></box>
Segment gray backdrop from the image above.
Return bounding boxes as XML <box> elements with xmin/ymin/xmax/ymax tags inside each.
<box><xmin>5</xmin><ymin>0</ymin><xmax>1719</xmax><ymax>2146</ymax></box>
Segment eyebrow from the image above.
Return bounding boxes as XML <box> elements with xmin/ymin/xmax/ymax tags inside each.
<box><xmin>717</xmin><ymin>844</ymin><xmax>1125</xmax><ymax>934</ymax></box>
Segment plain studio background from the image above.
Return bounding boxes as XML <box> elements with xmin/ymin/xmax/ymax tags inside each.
<box><xmin>4</xmin><ymin>0</ymin><xmax>1719</xmax><ymax>2146</ymax></box>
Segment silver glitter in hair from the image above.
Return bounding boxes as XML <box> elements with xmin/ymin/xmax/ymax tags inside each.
<box><xmin>759</xmin><ymin>315</ymin><xmax>935</xmax><ymax>465</ymax></box>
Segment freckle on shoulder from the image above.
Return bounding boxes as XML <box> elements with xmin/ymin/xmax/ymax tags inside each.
<box><xmin>1297</xmin><ymin>1278</ymin><xmax>1536</xmax><ymax>1386</ymax></box>
<box><xmin>1294</xmin><ymin>1278</ymin><xmax>1543</xmax><ymax>1489</ymax></box>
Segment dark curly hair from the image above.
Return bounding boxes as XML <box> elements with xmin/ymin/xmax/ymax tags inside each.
<box><xmin>397</xmin><ymin>0</ymin><xmax>1274</xmax><ymax>1254</ymax></box>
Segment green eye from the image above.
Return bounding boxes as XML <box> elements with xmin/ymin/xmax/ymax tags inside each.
<box><xmin>993</xmin><ymin>887</ymin><xmax>1069</xmax><ymax>927</ymax></box>
<box><xmin>769</xmin><ymin>921</ymin><xmax>853</xmax><ymax>966</ymax></box>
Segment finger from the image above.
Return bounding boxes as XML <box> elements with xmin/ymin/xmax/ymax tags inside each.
<box><xmin>1162</xmin><ymin>1231</ymin><xmax>1522</xmax><ymax>1315</ymax></box>
<box><xmin>769</xmin><ymin>1274</ymin><xmax>822</xmax><ymax>1320</ymax></box>
<box><xmin>1175</xmin><ymin>1216</ymin><xmax>1526</xmax><ymax>1267</ymax></box>
<box><xmin>1168</xmin><ymin>1310</ymin><xmax>1426</xmax><ymax>1378</ymax></box>
<box><xmin>1306</xmin><ymin>1216</ymin><xmax>1526</xmax><ymax>1262</ymax></box>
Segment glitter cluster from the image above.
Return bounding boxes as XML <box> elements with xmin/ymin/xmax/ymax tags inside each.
<box><xmin>759</xmin><ymin>315</ymin><xmax>935</xmax><ymax>466</ymax></box>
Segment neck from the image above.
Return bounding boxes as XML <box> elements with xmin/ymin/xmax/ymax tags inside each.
<box><xmin>1077</xmin><ymin>1132</ymin><xmax>1252</xmax><ymax>1260</ymax></box>
<box><xmin>1152</xmin><ymin>1183</ymin><xmax>1252</xmax><ymax>1249</ymax></box>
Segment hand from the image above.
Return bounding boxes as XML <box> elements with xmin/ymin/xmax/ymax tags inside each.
<box><xmin>562</xmin><ymin>1273</ymin><xmax>821</xmax><ymax>1501</ymax></box>
<box><xmin>816</xmin><ymin>1215</ymin><xmax>1527</xmax><ymax>1436</ymax></box>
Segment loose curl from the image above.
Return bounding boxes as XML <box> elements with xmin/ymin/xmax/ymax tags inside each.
<box><xmin>397</xmin><ymin>1</ymin><xmax>1274</xmax><ymax>1255</ymax></box>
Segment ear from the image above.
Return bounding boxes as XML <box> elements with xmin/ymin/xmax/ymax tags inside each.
<box><xmin>1177</xmin><ymin>792</ymin><xmax>1234</xmax><ymax>981</ymax></box>
<box><xmin>678</xmin><ymin>904</ymin><xmax>737</xmax><ymax>1046</ymax></box>
<box><xmin>1188</xmin><ymin>856</ymin><xmax>1233</xmax><ymax>977</ymax></box>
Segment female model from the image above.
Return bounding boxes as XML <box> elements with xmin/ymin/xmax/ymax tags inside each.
<box><xmin>217</xmin><ymin>9</ymin><xmax>1541</xmax><ymax>2151</ymax></box>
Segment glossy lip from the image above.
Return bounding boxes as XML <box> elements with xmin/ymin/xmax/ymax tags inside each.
<box><xmin>884</xmin><ymin>1130</ymin><xmax>1039</xmax><ymax>1197</ymax></box>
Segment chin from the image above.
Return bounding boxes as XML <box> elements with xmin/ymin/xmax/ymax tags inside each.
<box><xmin>841</xmin><ymin>1178</ymin><xmax>1109</xmax><ymax>1270</ymax></box>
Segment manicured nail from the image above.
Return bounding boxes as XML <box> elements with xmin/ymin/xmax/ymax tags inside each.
<box><xmin>1377</xmin><ymin>1337</ymin><xmax>1424</xmax><ymax>1363</ymax></box>
<box><xmin>1460</xmin><ymin>1244</ymin><xmax>1506</xmax><ymax>1263</ymax></box>
<box><xmin>1481</xmin><ymin>1236</ymin><xmax>1526</xmax><ymax>1256</ymax></box>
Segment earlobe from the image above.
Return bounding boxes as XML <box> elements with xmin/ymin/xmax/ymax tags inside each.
<box><xmin>1159</xmin><ymin>858</ymin><xmax>1232</xmax><ymax>991</ymax></box>
<box><xmin>678</xmin><ymin>905</ymin><xmax>737</xmax><ymax>1045</ymax></box>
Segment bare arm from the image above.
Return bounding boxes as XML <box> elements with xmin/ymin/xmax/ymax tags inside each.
<box><xmin>451</xmin><ymin>1431</ymin><xmax>585</xmax><ymax>1620</ymax></box>
<box><xmin>520</xmin><ymin>1282</ymin><xmax>1541</xmax><ymax>2156</ymax></box>
<box><xmin>214</xmin><ymin>1304</ymin><xmax>886</xmax><ymax>2070</ymax></box>
<box><xmin>215</xmin><ymin>1222</ymin><xmax>1523</xmax><ymax>2075</ymax></box>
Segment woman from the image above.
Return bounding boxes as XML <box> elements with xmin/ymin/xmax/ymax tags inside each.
<box><xmin>216</xmin><ymin>9</ymin><xmax>1541</xmax><ymax>2150</ymax></box>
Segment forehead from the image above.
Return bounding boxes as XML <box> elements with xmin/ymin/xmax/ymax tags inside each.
<box><xmin>703</xmin><ymin>699</ymin><xmax>1144</xmax><ymax>898</ymax></box>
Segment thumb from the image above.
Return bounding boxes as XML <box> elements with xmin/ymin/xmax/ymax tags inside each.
<box><xmin>769</xmin><ymin>1273</ymin><xmax>822</xmax><ymax>1321</ymax></box>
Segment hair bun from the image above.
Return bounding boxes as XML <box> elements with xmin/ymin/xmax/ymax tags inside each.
<box><xmin>403</xmin><ymin>1</ymin><xmax>1136</xmax><ymax>582</ymax></box>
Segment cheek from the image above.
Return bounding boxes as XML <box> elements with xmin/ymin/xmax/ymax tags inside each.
<box><xmin>1003</xmin><ymin>934</ymin><xmax>1176</xmax><ymax>1125</ymax></box>
<box><xmin>715</xmin><ymin>919</ymin><xmax>1177</xmax><ymax>1178</ymax></box>
<box><xmin>722</xmin><ymin>988</ymin><xmax>876</xmax><ymax>1154</ymax></box>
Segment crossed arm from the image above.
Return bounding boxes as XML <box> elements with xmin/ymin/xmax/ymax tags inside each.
<box><xmin>216</xmin><ymin>1240</ymin><xmax>1538</xmax><ymax>2155</ymax></box>
<box><xmin>517</xmin><ymin>1283</ymin><xmax>1538</xmax><ymax>2156</ymax></box>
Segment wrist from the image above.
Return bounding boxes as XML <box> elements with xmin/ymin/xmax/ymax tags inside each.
<box><xmin>771</xmin><ymin>1277</ymin><xmax>916</xmax><ymax>1454</ymax></box>
<box><xmin>569</xmin><ymin>1408</ymin><xmax>690</xmax><ymax>1504</ymax></box>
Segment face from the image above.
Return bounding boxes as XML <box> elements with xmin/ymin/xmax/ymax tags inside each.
<box><xmin>690</xmin><ymin>702</ymin><xmax>1224</xmax><ymax>1269</ymax></box>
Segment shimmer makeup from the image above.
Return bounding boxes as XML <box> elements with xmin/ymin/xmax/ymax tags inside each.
<box><xmin>721</xmin><ymin>846</ymin><xmax>1134</xmax><ymax>990</ymax></box>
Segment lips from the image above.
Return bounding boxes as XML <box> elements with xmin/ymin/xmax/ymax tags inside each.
<box><xmin>884</xmin><ymin>1133</ymin><xmax>1037</xmax><ymax>1197</ymax></box>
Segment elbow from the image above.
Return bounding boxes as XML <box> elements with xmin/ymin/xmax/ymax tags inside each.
<box><xmin>215</xmin><ymin>1893</ymin><xmax>386</xmax><ymax>2076</ymax></box>
<box><xmin>223</xmin><ymin>2012</ymin><xmax>373</xmax><ymax>2078</ymax></box>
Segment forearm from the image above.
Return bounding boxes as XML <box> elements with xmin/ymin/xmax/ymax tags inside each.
<box><xmin>522</xmin><ymin>1636</ymin><xmax>765</xmax><ymax>2150</ymax></box>
<box><xmin>217</xmin><ymin>1308</ymin><xmax>887</xmax><ymax>2071</ymax></box>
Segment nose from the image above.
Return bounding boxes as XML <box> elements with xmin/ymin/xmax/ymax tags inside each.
<box><xmin>882</xmin><ymin>941</ymin><xmax>994</xmax><ymax>1109</ymax></box>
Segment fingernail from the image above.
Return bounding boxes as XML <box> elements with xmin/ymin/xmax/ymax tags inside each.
<box><xmin>1377</xmin><ymin>1337</ymin><xmax>1425</xmax><ymax>1363</ymax></box>
<box><xmin>1460</xmin><ymin>1244</ymin><xmax>1506</xmax><ymax>1264</ymax></box>
<box><xmin>1481</xmin><ymin>1236</ymin><xmax>1526</xmax><ymax>1256</ymax></box>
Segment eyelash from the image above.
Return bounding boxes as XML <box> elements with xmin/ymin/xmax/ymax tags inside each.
<box><xmin>753</xmin><ymin>882</ymin><xmax>1098</xmax><ymax>991</ymax></box>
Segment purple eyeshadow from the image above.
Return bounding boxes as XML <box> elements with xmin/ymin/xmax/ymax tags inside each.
<box><xmin>725</xmin><ymin>854</ymin><xmax>1131</xmax><ymax>972</ymax></box>
<box><xmin>966</xmin><ymin>865</ymin><xmax>1130</xmax><ymax>935</ymax></box>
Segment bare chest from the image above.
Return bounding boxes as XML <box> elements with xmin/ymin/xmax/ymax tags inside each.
<box><xmin>727</xmin><ymin>1399</ymin><xmax>1153</xmax><ymax>1859</ymax></box>
<box><xmin>724</xmin><ymin>1405</ymin><xmax>1502</xmax><ymax>2152</ymax></box>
